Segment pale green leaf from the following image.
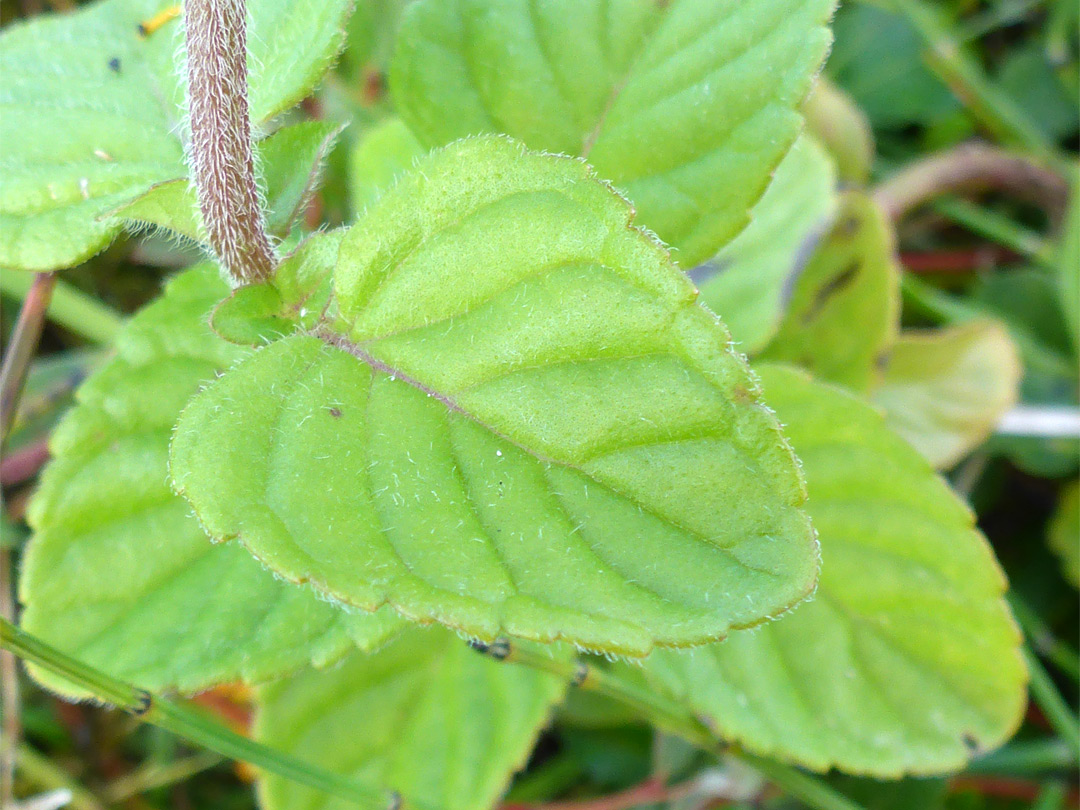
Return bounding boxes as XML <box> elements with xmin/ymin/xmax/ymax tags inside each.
<box><xmin>635</xmin><ymin>365</ymin><xmax>1026</xmax><ymax>777</ymax></box>
<box><xmin>112</xmin><ymin>120</ymin><xmax>343</xmax><ymax>243</ymax></box>
<box><xmin>696</xmin><ymin>135</ymin><xmax>838</xmax><ymax>354</ymax></box>
<box><xmin>256</xmin><ymin>627</ymin><xmax>568</xmax><ymax>810</ymax></box>
<box><xmin>211</xmin><ymin>229</ymin><xmax>344</xmax><ymax>344</ymax></box>
<box><xmin>1049</xmin><ymin>481</ymin><xmax>1079</xmax><ymax>588</ymax></box>
<box><xmin>347</xmin><ymin>117</ymin><xmax>425</xmax><ymax>218</ymax></box>
<box><xmin>873</xmin><ymin>320</ymin><xmax>1022</xmax><ymax>470</ymax></box>
<box><xmin>390</xmin><ymin>0</ymin><xmax>835</xmax><ymax>268</ymax></box>
<box><xmin>761</xmin><ymin>193</ymin><xmax>901</xmax><ymax>391</ymax></box>
<box><xmin>0</xmin><ymin>0</ymin><xmax>352</xmax><ymax>271</ymax></box>
<box><xmin>802</xmin><ymin>78</ymin><xmax>875</xmax><ymax>185</ymax></box>
<box><xmin>18</xmin><ymin>265</ymin><xmax>402</xmax><ymax>697</ymax></box>
<box><xmin>171</xmin><ymin>137</ymin><xmax>819</xmax><ymax>656</ymax></box>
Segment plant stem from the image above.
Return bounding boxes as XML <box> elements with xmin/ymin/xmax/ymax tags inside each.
<box><xmin>102</xmin><ymin>750</ymin><xmax>224</xmax><ymax>803</ymax></box>
<box><xmin>0</xmin><ymin>618</ymin><xmax>399</xmax><ymax>809</ymax></box>
<box><xmin>1</xmin><ymin>736</ymin><xmax>106</xmax><ymax>810</ymax></box>
<box><xmin>471</xmin><ymin>641</ymin><xmax>868</xmax><ymax>810</ymax></box>
<box><xmin>183</xmin><ymin>0</ymin><xmax>276</xmax><ymax>284</ymax></box>
<box><xmin>890</xmin><ymin>0</ymin><xmax>1060</xmax><ymax>166</ymax></box>
<box><xmin>0</xmin><ymin>549</ymin><xmax>18</xmax><ymax>810</ymax></box>
<box><xmin>873</xmin><ymin>142</ymin><xmax>1069</xmax><ymax>224</ymax></box>
<box><xmin>1022</xmin><ymin>645</ymin><xmax>1080</xmax><ymax>764</ymax></box>
<box><xmin>932</xmin><ymin>197</ymin><xmax>1053</xmax><ymax>267</ymax></box>
<box><xmin>1032</xmin><ymin>782</ymin><xmax>1068</xmax><ymax>810</ymax></box>
<box><xmin>504</xmin><ymin>777</ymin><xmax>699</xmax><ymax>810</ymax></box>
<box><xmin>1011</xmin><ymin>596</ymin><xmax>1080</xmax><ymax>683</ymax></box>
<box><xmin>0</xmin><ymin>272</ymin><xmax>57</xmax><ymax>810</ymax></box>
<box><xmin>0</xmin><ymin>272</ymin><xmax>123</xmax><ymax>345</ymax></box>
<box><xmin>0</xmin><ymin>274</ymin><xmax>56</xmax><ymax>450</ymax></box>
<box><xmin>968</xmin><ymin>738</ymin><xmax>1077</xmax><ymax>775</ymax></box>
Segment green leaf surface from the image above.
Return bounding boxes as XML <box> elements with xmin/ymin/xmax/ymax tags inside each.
<box><xmin>761</xmin><ymin>193</ymin><xmax>901</xmax><ymax>391</ymax></box>
<box><xmin>18</xmin><ymin>265</ymin><xmax>402</xmax><ymax>697</ymax></box>
<box><xmin>256</xmin><ymin>627</ymin><xmax>568</xmax><ymax>810</ymax></box>
<box><xmin>348</xmin><ymin>117</ymin><xmax>425</xmax><ymax>218</ymax></box>
<box><xmin>113</xmin><ymin>120</ymin><xmax>344</xmax><ymax>243</ymax></box>
<box><xmin>390</xmin><ymin>0</ymin><xmax>835</xmax><ymax>268</ymax></box>
<box><xmin>171</xmin><ymin>137</ymin><xmax>819</xmax><ymax>656</ymax></box>
<box><xmin>211</xmin><ymin>229</ymin><xmax>344</xmax><ymax>345</ymax></box>
<box><xmin>634</xmin><ymin>365</ymin><xmax>1026</xmax><ymax>777</ymax></box>
<box><xmin>873</xmin><ymin>320</ymin><xmax>1021</xmax><ymax>470</ymax></box>
<box><xmin>0</xmin><ymin>0</ymin><xmax>352</xmax><ymax>271</ymax></box>
<box><xmin>696</xmin><ymin>135</ymin><xmax>838</xmax><ymax>354</ymax></box>
<box><xmin>1049</xmin><ymin>481</ymin><xmax>1079</xmax><ymax>588</ymax></box>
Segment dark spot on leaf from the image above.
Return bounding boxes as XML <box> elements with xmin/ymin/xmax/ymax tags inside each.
<box><xmin>732</xmin><ymin>384</ymin><xmax>754</xmax><ymax>405</ymax></box>
<box><xmin>136</xmin><ymin>22</ymin><xmax>149</xmax><ymax>36</ymax></box>
<box><xmin>802</xmin><ymin>259</ymin><xmax>860</xmax><ymax>324</ymax></box>
<box><xmin>107</xmin><ymin>57</ymin><xmax>121</xmax><ymax>73</ymax></box>
<box><xmin>362</xmin><ymin>68</ymin><xmax>384</xmax><ymax>105</ymax></box>
<box><xmin>838</xmin><ymin>217</ymin><xmax>859</xmax><ymax>237</ymax></box>
<box><xmin>962</xmin><ymin>734</ymin><xmax>981</xmax><ymax>754</ymax></box>
<box><xmin>328</xmin><ymin>407</ymin><xmax>342</xmax><ymax>418</ymax></box>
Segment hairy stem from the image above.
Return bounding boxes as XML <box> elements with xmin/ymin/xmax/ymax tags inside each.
<box><xmin>184</xmin><ymin>0</ymin><xmax>276</xmax><ymax>284</ymax></box>
<box><xmin>0</xmin><ymin>618</ymin><xmax>399</xmax><ymax>809</ymax></box>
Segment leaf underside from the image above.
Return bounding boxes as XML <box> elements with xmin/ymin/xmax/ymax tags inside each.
<box><xmin>635</xmin><ymin>365</ymin><xmax>1026</xmax><ymax>777</ymax></box>
<box><xmin>256</xmin><ymin>627</ymin><xmax>569</xmax><ymax>810</ymax></box>
<box><xmin>19</xmin><ymin>266</ymin><xmax>401</xmax><ymax>697</ymax></box>
<box><xmin>762</xmin><ymin>193</ymin><xmax>901</xmax><ymax>391</ymax></box>
<box><xmin>170</xmin><ymin>137</ymin><xmax>819</xmax><ymax>657</ymax></box>
<box><xmin>390</xmin><ymin>0</ymin><xmax>836</xmax><ymax>268</ymax></box>
<box><xmin>0</xmin><ymin>0</ymin><xmax>351</xmax><ymax>271</ymax></box>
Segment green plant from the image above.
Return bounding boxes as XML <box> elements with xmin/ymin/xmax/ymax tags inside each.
<box><xmin>2</xmin><ymin>1</ymin><xmax>1076</xmax><ymax>809</ymax></box>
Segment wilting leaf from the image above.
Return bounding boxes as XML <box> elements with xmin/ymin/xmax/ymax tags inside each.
<box><xmin>873</xmin><ymin>320</ymin><xmax>1021</xmax><ymax>469</ymax></box>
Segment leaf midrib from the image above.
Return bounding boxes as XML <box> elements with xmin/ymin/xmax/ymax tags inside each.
<box><xmin>314</xmin><ymin>328</ymin><xmax>781</xmax><ymax>573</ymax></box>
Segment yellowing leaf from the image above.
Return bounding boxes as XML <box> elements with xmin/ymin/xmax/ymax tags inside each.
<box><xmin>762</xmin><ymin>193</ymin><xmax>901</xmax><ymax>391</ymax></box>
<box><xmin>1049</xmin><ymin>481</ymin><xmax>1079</xmax><ymax>588</ymax></box>
<box><xmin>634</xmin><ymin>365</ymin><xmax>1026</xmax><ymax>777</ymax></box>
<box><xmin>170</xmin><ymin>137</ymin><xmax>819</xmax><ymax>657</ymax></box>
<box><xmin>256</xmin><ymin>628</ymin><xmax>568</xmax><ymax>810</ymax></box>
<box><xmin>19</xmin><ymin>266</ymin><xmax>401</xmax><ymax>697</ymax></box>
<box><xmin>874</xmin><ymin>320</ymin><xmax>1022</xmax><ymax>470</ymax></box>
<box><xmin>390</xmin><ymin>0</ymin><xmax>836</xmax><ymax>268</ymax></box>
